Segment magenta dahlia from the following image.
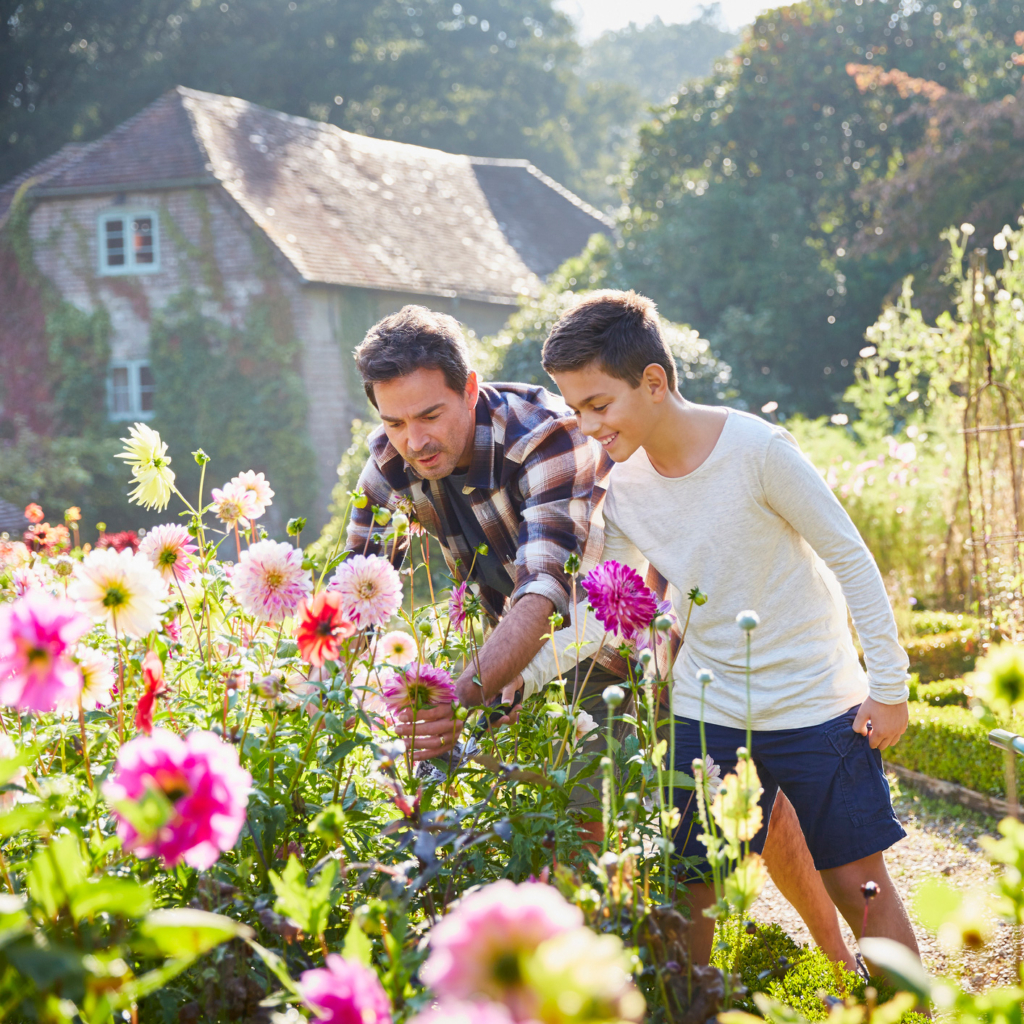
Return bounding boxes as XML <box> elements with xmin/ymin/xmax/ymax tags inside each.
<box><xmin>103</xmin><ymin>729</ymin><xmax>252</xmax><ymax>869</ymax></box>
<box><xmin>381</xmin><ymin>663</ymin><xmax>456</xmax><ymax>711</ymax></box>
<box><xmin>580</xmin><ymin>560</ymin><xmax>658</xmax><ymax>638</ymax></box>
<box><xmin>298</xmin><ymin>955</ymin><xmax>392</xmax><ymax>1024</ymax></box>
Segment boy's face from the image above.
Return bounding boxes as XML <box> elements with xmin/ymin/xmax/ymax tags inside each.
<box><xmin>551</xmin><ymin>363</ymin><xmax>660</xmax><ymax>462</ymax></box>
<box><xmin>374</xmin><ymin>368</ymin><xmax>479</xmax><ymax>479</ymax></box>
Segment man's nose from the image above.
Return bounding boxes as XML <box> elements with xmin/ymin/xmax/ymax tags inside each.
<box><xmin>407</xmin><ymin>425</ymin><xmax>432</xmax><ymax>452</ymax></box>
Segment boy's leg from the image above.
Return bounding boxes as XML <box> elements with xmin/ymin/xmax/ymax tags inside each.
<box><xmin>820</xmin><ymin>852</ymin><xmax>919</xmax><ymax>953</ymax></box>
<box><xmin>762</xmin><ymin>791</ymin><xmax>857</xmax><ymax>970</ymax></box>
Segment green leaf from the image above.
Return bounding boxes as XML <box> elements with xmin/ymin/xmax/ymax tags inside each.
<box><xmin>912</xmin><ymin>877</ymin><xmax>962</xmax><ymax>933</ymax></box>
<box><xmin>0</xmin><ymin>802</ymin><xmax>50</xmax><ymax>837</ymax></box>
<box><xmin>858</xmin><ymin>937</ymin><xmax>932</xmax><ymax>1001</ymax></box>
<box><xmin>245</xmin><ymin>938</ymin><xmax>300</xmax><ymax>995</ymax></box>
<box><xmin>26</xmin><ymin>834</ymin><xmax>87</xmax><ymax>918</ymax></box>
<box><xmin>109</xmin><ymin>787</ymin><xmax>175</xmax><ymax>841</ymax></box>
<box><xmin>71</xmin><ymin>877</ymin><xmax>153</xmax><ymax>921</ymax></box>
<box><xmin>342</xmin><ymin>919</ymin><xmax>373</xmax><ymax>967</ymax></box>
<box><xmin>660</xmin><ymin>770</ymin><xmax>696</xmax><ymax>790</ymax></box>
<box><xmin>269</xmin><ymin>855</ymin><xmax>336</xmax><ymax>937</ymax></box>
<box><xmin>0</xmin><ymin>746</ymin><xmax>37</xmax><ymax>787</ymax></box>
<box><xmin>139</xmin><ymin>908</ymin><xmax>252</xmax><ymax>958</ymax></box>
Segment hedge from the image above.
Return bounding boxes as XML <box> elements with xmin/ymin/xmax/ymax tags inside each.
<box><xmin>904</xmin><ymin>630</ymin><xmax>979</xmax><ymax>682</ymax></box>
<box><xmin>885</xmin><ymin>702</ymin><xmax>1009</xmax><ymax>797</ymax></box>
<box><xmin>906</xmin><ymin>675</ymin><xmax>971</xmax><ymax>708</ymax></box>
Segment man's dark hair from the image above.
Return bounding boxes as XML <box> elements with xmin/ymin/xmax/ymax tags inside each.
<box><xmin>355</xmin><ymin>305</ymin><xmax>471</xmax><ymax>407</ymax></box>
<box><xmin>541</xmin><ymin>290</ymin><xmax>678</xmax><ymax>392</ymax></box>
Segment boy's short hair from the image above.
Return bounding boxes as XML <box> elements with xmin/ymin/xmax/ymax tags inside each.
<box><xmin>355</xmin><ymin>305</ymin><xmax>471</xmax><ymax>407</ymax></box>
<box><xmin>541</xmin><ymin>289</ymin><xmax>678</xmax><ymax>392</ymax></box>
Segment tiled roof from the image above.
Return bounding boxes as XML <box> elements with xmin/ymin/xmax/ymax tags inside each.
<box><xmin>2</xmin><ymin>87</ymin><xmax>612</xmax><ymax>304</ymax></box>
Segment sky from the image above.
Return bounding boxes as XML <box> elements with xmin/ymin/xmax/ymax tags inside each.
<box><xmin>554</xmin><ymin>0</ymin><xmax>771</xmax><ymax>38</ymax></box>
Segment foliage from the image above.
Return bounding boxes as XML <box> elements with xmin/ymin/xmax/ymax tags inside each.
<box><xmin>911</xmin><ymin>610</ymin><xmax>980</xmax><ymax>636</ymax></box>
<box><xmin>883</xmin><ymin>702</ymin><xmax>1014</xmax><ymax>797</ymax></box>
<box><xmin>603</xmin><ymin>0</ymin><xmax>1024</xmax><ymax>414</ymax></box>
<box><xmin>484</xmin><ymin>235</ymin><xmax>735</xmax><ymax>403</ymax></box>
<box><xmin>904</xmin><ymin>631</ymin><xmax>979</xmax><ymax>683</ymax></box>
<box><xmin>148</xmin><ymin>290</ymin><xmax>317</xmax><ymax>530</ymax></box>
<box><xmin>906</xmin><ymin>676</ymin><xmax>972</xmax><ymax>708</ymax></box>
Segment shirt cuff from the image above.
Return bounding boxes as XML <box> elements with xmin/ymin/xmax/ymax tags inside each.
<box><xmin>866</xmin><ymin>679</ymin><xmax>911</xmax><ymax>705</ymax></box>
<box><xmin>510</xmin><ymin>573</ymin><xmax>570</xmax><ymax>620</ymax></box>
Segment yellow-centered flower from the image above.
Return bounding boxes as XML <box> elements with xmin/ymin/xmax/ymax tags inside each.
<box><xmin>116</xmin><ymin>423</ymin><xmax>176</xmax><ymax>511</ymax></box>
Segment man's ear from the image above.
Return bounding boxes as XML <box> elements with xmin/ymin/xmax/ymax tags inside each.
<box><xmin>464</xmin><ymin>370</ymin><xmax>480</xmax><ymax>409</ymax></box>
<box><xmin>644</xmin><ymin>363</ymin><xmax>670</xmax><ymax>403</ymax></box>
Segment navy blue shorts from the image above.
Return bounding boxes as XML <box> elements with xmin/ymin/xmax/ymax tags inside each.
<box><xmin>671</xmin><ymin>706</ymin><xmax>906</xmax><ymax>873</ymax></box>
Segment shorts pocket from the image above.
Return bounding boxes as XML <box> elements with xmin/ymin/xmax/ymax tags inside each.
<box><xmin>824</xmin><ymin>715</ymin><xmax>894</xmax><ymax>829</ymax></box>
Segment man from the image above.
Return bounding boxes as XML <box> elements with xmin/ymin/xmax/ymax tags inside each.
<box><xmin>344</xmin><ymin>303</ymin><xmax>859</xmax><ymax>969</ymax></box>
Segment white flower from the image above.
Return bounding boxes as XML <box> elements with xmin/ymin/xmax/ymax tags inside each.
<box><xmin>115</xmin><ymin>423</ymin><xmax>175</xmax><ymax>512</ymax></box>
<box><xmin>231</xmin><ymin>471</ymin><xmax>274</xmax><ymax>519</ymax></box>
<box><xmin>70</xmin><ymin>548</ymin><xmax>168</xmax><ymax>639</ymax></box>
<box><xmin>376</xmin><ymin>630</ymin><xmax>418</xmax><ymax>667</ymax></box>
<box><xmin>701</xmin><ymin>754</ymin><xmax>723</xmax><ymax>797</ymax></box>
<box><xmin>574</xmin><ymin>709</ymin><xmax>600</xmax><ymax>744</ymax></box>
<box><xmin>961</xmin><ymin>222</ymin><xmax>975</xmax><ymax>236</ymax></box>
<box><xmin>74</xmin><ymin>647</ymin><xmax>116</xmax><ymax>711</ymax></box>
<box><xmin>994</xmin><ymin>234</ymin><xmax>1007</xmax><ymax>251</ymax></box>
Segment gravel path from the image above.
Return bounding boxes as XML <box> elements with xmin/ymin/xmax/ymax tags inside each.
<box><xmin>749</xmin><ymin>774</ymin><xmax>1022</xmax><ymax>991</ymax></box>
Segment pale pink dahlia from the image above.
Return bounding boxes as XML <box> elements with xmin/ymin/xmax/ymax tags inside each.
<box><xmin>140</xmin><ymin>524</ymin><xmax>198</xmax><ymax>585</ymax></box>
<box><xmin>328</xmin><ymin>554</ymin><xmax>402</xmax><ymax>629</ymax></box>
<box><xmin>408</xmin><ymin>1002</ymin><xmax>517</xmax><ymax>1024</ymax></box>
<box><xmin>580</xmin><ymin>560</ymin><xmax>658</xmax><ymax>638</ymax></box>
<box><xmin>64</xmin><ymin>646</ymin><xmax>115</xmax><ymax>712</ymax></box>
<box><xmin>103</xmin><ymin>728</ymin><xmax>252</xmax><ymax>869</ymax></box>
<box><xmin>420</xmin><ymin>881</ymin><xmax>583</xmax><ymax>1010</ymax></box>
<box><xmin>0</xmin><ymin>591</ymin><xmax>90</xmax><ymax>712</ymax></box>
<box><xmin>230</xmin><ymin>470</ymin><xmax>274</xmax><ymax>519</ymax></box>
<box><xmin>298</xmin><ymin>955</ymin><xmax>392</xmax><ymax>1024</ymax></box>
<box><xmin>381</xmin><ymin>663</ymin><xmax>456</xmax><ymax>711</ymax></box>
<box><xmin>210</xmin><ymin>479</ymin><xmax>259</xmax><ymax>530</ymax></box>
<box><xmin>231</xmin><ymin>540</ymin><xmax>312</xmax><ymax>623</ymax></box>
<box><xmin>376</xmin><ymin>630</ymin><xmax>418</xmax><ymax>667</ymax></box>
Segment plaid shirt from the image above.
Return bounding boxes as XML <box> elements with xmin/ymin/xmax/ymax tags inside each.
<box><xmin>346</xmin><ymin>383</ymin><xmax>609</xmax><ymax>627</ymax></box>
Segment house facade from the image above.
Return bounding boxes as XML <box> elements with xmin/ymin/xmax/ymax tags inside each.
<box><xmin>0</xmin><ymin>87</ymin><xmax>611</xmax><ymax>527</ymax></box>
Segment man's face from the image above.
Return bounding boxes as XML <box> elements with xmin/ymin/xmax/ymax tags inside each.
<box><xmin>374</xmin><ymin>368</ymin><xmax>479</xmax><ymax>479</ymax></box>
<box><xmin>551</xmin><ymin>362</ymin><xmax>660</xmax><ymax>463</ymax></box>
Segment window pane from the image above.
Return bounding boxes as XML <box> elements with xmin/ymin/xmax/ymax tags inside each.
<box><xmin>111</xmin><ymin>366</ymin><xmax>131</xmax><ymax>413</ymax></box>
<box><xmin>105</xmin><ymin>218</ymin><xmax>125</xmax><ymax>267</ymax></box>
<box><xmin>133</xmin><ymin>217</ymin><xmax>154</xmax><ymax>264</ymax></box>
<box><xmin>138</xmin><ymin>363</ymin><xmax>155</xmax><ymax>412</ymax></box>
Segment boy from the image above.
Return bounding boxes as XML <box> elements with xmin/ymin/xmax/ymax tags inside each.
<box><xmin>532</xmin><ymin>289</ymin><xmax>918</xmax><ymax>965</ymax></box>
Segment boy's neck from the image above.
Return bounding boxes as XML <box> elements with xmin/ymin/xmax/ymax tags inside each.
<box><xmin>643</xmin><ymin>395</ymin><xmax>728</xmax><ymax>479</ymax></box>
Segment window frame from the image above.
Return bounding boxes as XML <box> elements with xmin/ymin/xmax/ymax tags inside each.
<box><xmin>107</xmin><ymin>359</ymin><xmax>156</xmax><ymax>421</ymax></box>
<box><xmin>97</xmin><ymin>209</ymin><xmax>160</xmax><ymax>276</ymax></box>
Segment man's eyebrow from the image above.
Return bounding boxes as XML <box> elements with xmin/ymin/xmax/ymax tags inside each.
<box><xmin>381</xmin><ymin>402</ymin><xmax>445</xmax><ymax>422</ymax></box>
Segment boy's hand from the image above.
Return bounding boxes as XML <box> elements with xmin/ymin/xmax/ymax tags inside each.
<box><xmin>852</xmin><ymin>698</ymin><xmax>908</xmax><ymax>751</ymax></box>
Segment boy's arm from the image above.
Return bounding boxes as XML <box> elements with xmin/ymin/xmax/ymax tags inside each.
<box><xmin>762</xmin><ymin>432</ymin><xmax>910</xmax><ymax>746</ymax></box>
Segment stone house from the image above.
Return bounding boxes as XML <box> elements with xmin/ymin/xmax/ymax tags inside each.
<box><xmin>0</xmin><ymin>86</ymin><xmax>611</xmax><ymax>526</ymax></box>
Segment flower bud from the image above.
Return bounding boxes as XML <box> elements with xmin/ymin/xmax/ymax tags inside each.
<box><xmin>602</xmin><ymin>684</ymin><xmax>625</xmax><ymax>708</ymax></box>
<box><xmin>373</xmin><ymin>507</ymin><xmax>392</xmax><ymax>526</ymax></box>
<box><xmin>286</xmin><ymin>516</ymin><xmax>306</xmax><ymax>537</ymax></box>
<box><xmin>696</xmin><ymin>668</ymin><xmax>714</xmax><ymax>686</ymax></box>
<box><xmin>454</xmin><ymin>704</ymin><xmax>469</xmax><ymax>721</ymax></box>
<box><xmin>192</xmin><ymin>448</ymin><xmax>210</xmax><ymax>466</ymax></box>
<box><xmin>350</xmin><ymin>488</ymin><xmax>368</xmax><ymax>509</ymax></box>
<box><xmin>736</xmin><ymin>610</ymin><xmax>760</xmax><ymax>631</ymax></box>
<box><xmin>692</xmin><ymin>589</ymin><xmax>708</xmax><ymax>606</ymax></box>
<box><xmin>563</xmin><ymin>552</ymin><xmax>581</xmax><ymax>575</ymax></box>
<box><xmin>638</xmin><ymin>649</ymin><xmax>654</xmax><ymax>668</ymax></box>
<box><xmin>474</xmin><ymin>542</ymin><xmax>489</xmax><ymax>556</ymax></box>
<box><xmin>655</xmin><ymin>614</ymin><xmax>674</xmax><ymax>632</ymax></box>
<box><xmin>391</xmin><ymin>512</ymin><xmax>409</xmax><ymax>535</ymax></box>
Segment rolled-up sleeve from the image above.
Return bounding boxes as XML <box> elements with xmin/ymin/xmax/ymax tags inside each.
<box><xmin>510</xmin><ymin>423</ymin><xmax>596</xmax><ymax>619</ymax></box>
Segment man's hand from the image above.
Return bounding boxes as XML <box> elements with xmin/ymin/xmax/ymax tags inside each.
<box><xmin>852</xmin><ymin>697</ymin><xmax>908</xmax><ymax>751</ymax></box>
<box><xmin>394</xmin><ymin>704</ymin><xmax>463</xmax><ymax>757</ymax></box>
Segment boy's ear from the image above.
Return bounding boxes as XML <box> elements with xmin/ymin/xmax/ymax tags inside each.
<box><xmin>643</xmin><ymin>363</ymin><xmax>670</xmax><ymax>402</ymax></box>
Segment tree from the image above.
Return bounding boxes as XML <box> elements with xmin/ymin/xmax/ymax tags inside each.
<box><xmin>608</xmin><ymin>0</ymin><xmax>1024</xmax><ymax>415</ymax></box>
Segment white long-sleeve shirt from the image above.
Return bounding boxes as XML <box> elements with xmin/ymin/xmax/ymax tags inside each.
<box><xmin>520</xmin><ymin>409</ymin><xmax>909</xmax><ymax>731</ymax></box>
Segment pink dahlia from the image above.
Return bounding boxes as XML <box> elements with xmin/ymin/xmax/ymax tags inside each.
<box><xmin>140</xmin><ymin>524</ymin><xmax>198</xmax><ymax>585</ymax></box>
<box><xmin>230</xmin><ymin>470</ymin><xmax>274</xmax><ymax>520</ymax></box>
<box><xmin>0</xmin><ymin>591</ymin><xmax>90</xmax><ymax>712</ymax></box>
<box><xmin>328</xmin><ymin>554</ymin><xmax>402</xmax><ymax>629</ymax></box>
<box><xmin>408</xmin><ymin>1002</ymin><xmax>517</xmax><ymax>1024</ymax></box>
<box><xmin>421</xmin><ymin>881</ymin><xmax>583</xmax><ymax>1012</ymax></box>
<box><xmin>103</xmin><ymin>728</ymin><xmax>252</xmax><ymax>869</ymax></box>
<box><xmin>231</xmin><ymin>540</ymin><xmax>312</xmax><ymax>623</ymax></box>
<box><xmin>376</xmin><ymin>630</ymin><xmax>418</xmax><ymax>667</ymax></box>
<box><xmin>580</xmin><ymin>560</ymin><xmax>658</xmax><ymax>638</ymax></box>
<box><xmin>210</xmin><ymin>479</ymin><xmax>259</xmax><ymax>530</ymax></box>
<box><xmin>448</xmin><ymin>581</ymin><xmax>469</xmax><ymax>633</ymax></box>
<box><xmin>298</xmin><ymin>955</ymin><xmax>392</xmax><ymax>1024</ymax></box>
<box><xmin>381</xmin><ymin>663</ymin><xmax>456</xmax><ymax>712</ymax></box>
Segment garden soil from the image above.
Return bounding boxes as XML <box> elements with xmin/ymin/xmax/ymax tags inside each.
<box><xmin>750</xmin><ymin>776</ymin><xmax>1022</xmax><ymax>991</ymax></box>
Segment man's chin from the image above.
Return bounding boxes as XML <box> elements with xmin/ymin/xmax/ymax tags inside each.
<box><xmin>411</xmin><ymin>455</ymin><xmax>452</xmax><ymax>478</ymax></box>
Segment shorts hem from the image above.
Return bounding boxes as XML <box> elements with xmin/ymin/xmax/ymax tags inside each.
<box><xmin>811</xmin><ymin>820</ymin><xmax>907</xmax><ymax>871</ymax></box>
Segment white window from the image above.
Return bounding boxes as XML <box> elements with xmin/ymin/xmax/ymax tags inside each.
<box><xmin>97</xmin><ymin>210</ymin><xmax>159</xmax><ymax>275</ymax></box>
<box><xmin>107</xmin><ymin>360</ymin><xmax>155</xmax><ymax>420</ymax></box>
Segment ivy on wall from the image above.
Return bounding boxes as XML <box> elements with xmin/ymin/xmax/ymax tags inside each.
<box><xmin>148</xmin><ymin>288</ymin><xmax>317</xmax><ymax>528</ymax></box>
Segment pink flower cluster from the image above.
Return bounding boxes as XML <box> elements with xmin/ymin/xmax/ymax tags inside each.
<box><xmin>298</xmin><ymin>955</ymin><xmax>392</xmax><ymax>1024</ymax></box>
<box><xmin>580</xmin><ymin>560</ymin><xmax>658</xmax><ymax>638</ymax></box>
<box><xmin>211</xmin><ymin>470</ymin><xmax>274</xmax><ymax>529</ymax></box>
<box><xmin>104</xmin><ymin>729</ymin><xmax>252</xmax><ymax>869</ymax></box>
<box><xmin>0</xmin><ymin>591</ymin><xmax>90</xmax><ymax>712</ymax></box>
